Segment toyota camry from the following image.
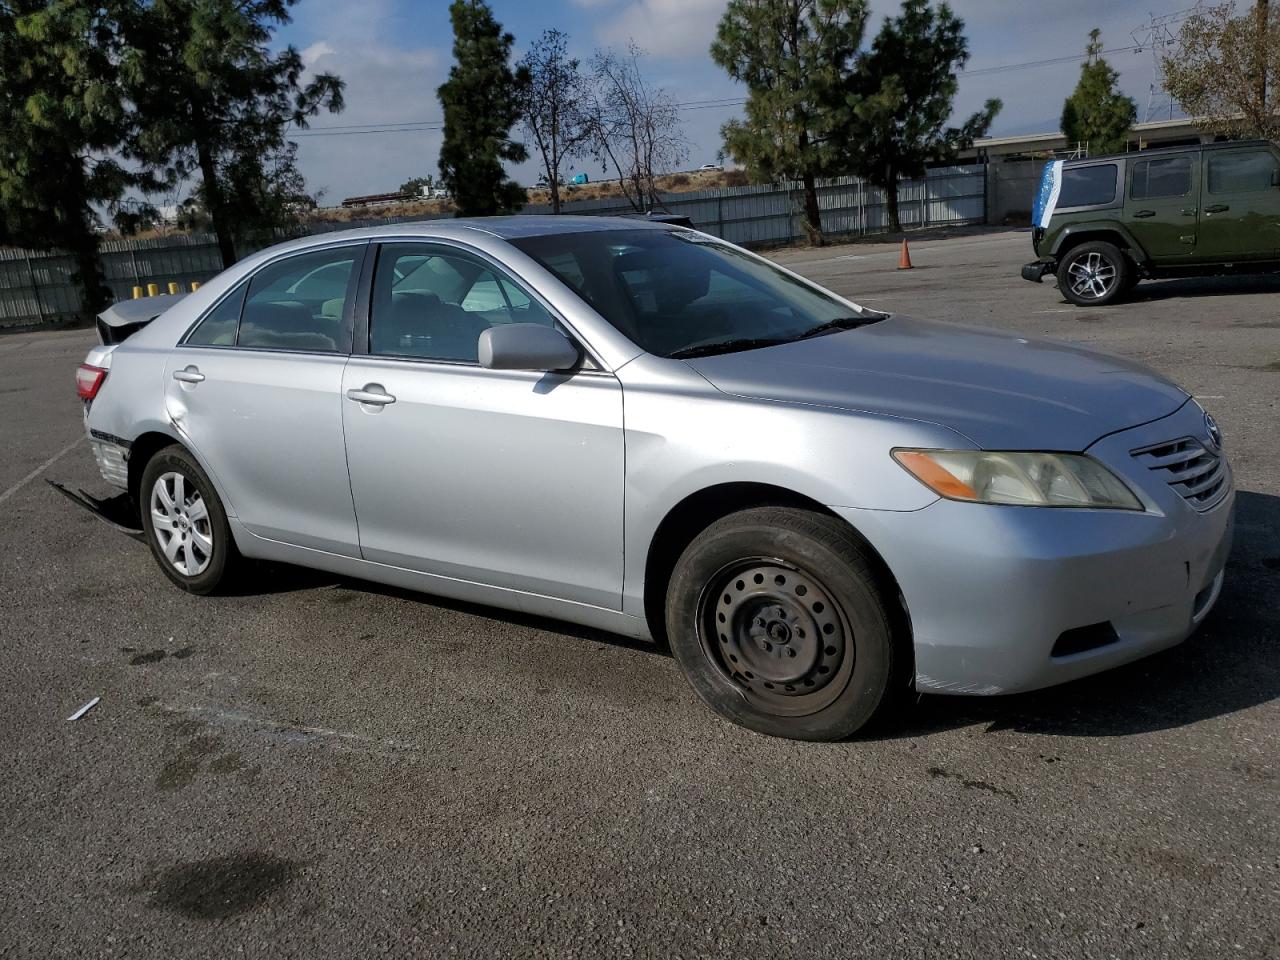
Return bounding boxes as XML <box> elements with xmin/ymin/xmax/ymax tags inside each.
<box><xmin>75</xmin><ymin>218</ymin><xmax>1234</xmax><ymax>740</ymax></box>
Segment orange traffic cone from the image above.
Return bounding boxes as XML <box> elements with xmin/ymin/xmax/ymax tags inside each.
<box><xmin>898</xmin><ymin>237</ymin><xmax>914</xmax><ymax>270</ymax></box>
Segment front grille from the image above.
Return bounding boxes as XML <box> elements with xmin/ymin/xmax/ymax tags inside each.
<box><xmin>1130</xmin><ymin>436</ymin><xmax>1228</xmax><ymax>510</ymax></box>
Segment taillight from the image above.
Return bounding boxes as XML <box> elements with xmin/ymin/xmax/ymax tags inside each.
<box><xmin>76</xmin><ymin>363</ymin><xmax>108</xmax><ymax>400</ymax></box>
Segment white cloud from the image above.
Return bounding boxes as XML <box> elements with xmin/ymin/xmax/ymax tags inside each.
<box><xmin>595</xmin><ymin>0</ymin><xmax>727</xmax><ymax>60</ymax></box>
<box><xmin>300</xmin><ymin>41</ymin><xmax>336</xmax><ymax>66</ymax></box>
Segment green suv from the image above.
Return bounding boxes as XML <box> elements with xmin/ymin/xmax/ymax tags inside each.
<box><xmin>1021</xmin><ymin>140</ymin><xmax>1280</xmax><ymax>305</ymax></box>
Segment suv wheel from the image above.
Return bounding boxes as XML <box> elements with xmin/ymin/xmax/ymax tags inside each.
<box><xmin>1057</xmin><ymin>240</ymin><xmax>1130</xmax><ymax>306</ymax></box>
<box><xmin>665</xmin><ymin>507</ymin><xmax>901</xmax><ymax>741</ymax></box>
<box><xmin>140</xmin><ymin>445</ymin><xmax>237</xmax><ymax>594</ymax></box>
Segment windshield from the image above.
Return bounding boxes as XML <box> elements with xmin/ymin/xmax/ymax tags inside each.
<box><xmin>509</xmin><ymin>229</ymin><xmax>881</xmax><ymax>358</ymax></box>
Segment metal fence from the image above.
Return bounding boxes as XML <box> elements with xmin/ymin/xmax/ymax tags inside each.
<box><xmin>0</xmin><ymin>165</ymin><xmax>985</xmax><ymax>329</ymax></box>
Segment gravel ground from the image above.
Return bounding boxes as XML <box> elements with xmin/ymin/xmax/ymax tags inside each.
<box><xmin>1</xmin><ymin>228</ymin><xmax>1276</xmax><ymax>959</ymax></box>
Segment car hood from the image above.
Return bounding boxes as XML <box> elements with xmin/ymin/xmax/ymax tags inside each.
<box><xmin>684</xmin><ymin>315</ymin><xmax>1189</xmax><ymax>450</ymax></box>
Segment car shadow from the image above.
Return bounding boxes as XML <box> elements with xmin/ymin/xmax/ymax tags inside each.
<box><xmin>1125</xmin><ymin>273</ymin><xmax>1280</xmax><ymax>303</ymax></box>
<box><xmin>872</xmin><ymin>489</ymin><xmax>1280</xmax><ymax>740</ymax></box>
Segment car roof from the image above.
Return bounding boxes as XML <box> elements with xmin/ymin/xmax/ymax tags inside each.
<box><xmin>1064</xmin><ymin>139</ymin><xmax>1278</xmax><ymax>165</ymax></box>
<box><xmin>245</xmin><ymin>215</ymin><xmax>677</xmax><ymax>261</ymax></box>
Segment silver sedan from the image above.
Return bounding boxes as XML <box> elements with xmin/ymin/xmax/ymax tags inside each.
<box><xmin>76</xmin><ymin>218</ymin><xmax>1234</xmax><ymax>740</ymax></box>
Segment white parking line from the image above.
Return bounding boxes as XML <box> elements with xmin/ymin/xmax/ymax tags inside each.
<box><xmin>0</xmin><ymin>438</ymin><xmax>82</xmax><ymax>506</ymax></box>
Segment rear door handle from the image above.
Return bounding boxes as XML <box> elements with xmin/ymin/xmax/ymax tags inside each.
<box><xmin>172</xmin><ymin>366</ymin><xmax>204</xmax><ymax>383</ymax></box>
<box><xmin>1132</xmin><ymin>210</ymin><xmax>1156</xmax><ymax>218</ymax></box>
<box><xmin>346</xmin><ymin>385</ymin><xmax>396</xmax><ymax>406</ymax></box>
<box><xmin>1181</xmin><ymin>207</ymin><xmax>1197</xmax><ymax>216</ymax></box>
<box><xmin>1204</xmin><ymin>204</ymin><xmax>1230</xmax><ymax>214</ymax></box>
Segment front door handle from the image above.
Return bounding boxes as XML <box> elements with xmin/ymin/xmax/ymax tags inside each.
<box><xmin>1204</xmin><ymin>204</ymin><xmax>1230</xmax><ymax>214</ymax></box>
<box><xmin>1181</xmin><ymin>207</ymin><xmax>1197</xmax><ymax>216</ymax></box>
<box><xmin>172</xmin><ymin>366</ymin><xmax>205</xmax><ymax>383</ymax></box>
<box><xmin>1132</xmin><ymin>210</ymin><xmax>1156</xmax><ymax>218</ymax></box>
<box><xmin>346</xmin><ymin>385</ymin><xmax>396</xmax><ymax>406</ymax></box>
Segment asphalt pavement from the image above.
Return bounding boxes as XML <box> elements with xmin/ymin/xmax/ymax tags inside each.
<box><xmin>1</xmin><ymin>228</ymin><xmax>1276</xmax><ymax>959</ymax></box>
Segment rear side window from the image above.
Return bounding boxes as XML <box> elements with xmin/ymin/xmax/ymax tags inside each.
<box><xmin>1130</xmin><ymin>155</ymin><xmax>1192</xmax><ymax>200</ymax></box>
<box><xmin>184</xmin><ymin>282</ymin><xmax>246</xmax><ymax>346</ymax></box>
<box><xmin>1059</xmin><ymin>164</ymin><xmax>1117</xmax><ymax>207</ymax></box>
<box><xmin>238</xmin><ymin>248</ymin><xmax>358</xmax><ymax>353</ymax></box>
<box><xmin>1207</xmin><ymin>150</ymin><xmax>1280</xmax><ymax>194</ymax></box>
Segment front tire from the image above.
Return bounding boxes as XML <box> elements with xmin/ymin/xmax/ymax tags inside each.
<box><xmin>1057</xmin><ymin>240</ymin><xmax>1131</xmax><ymax>306</ymax></box>
<box><xmin>139</xmin><ymin>445</ymin><xmax>236</xmax><ymax>595</ymax></box>
<box><xmin>665</xmin><ymin>507</ymin><xmax>900</xmax><ymax>741</ymax></box>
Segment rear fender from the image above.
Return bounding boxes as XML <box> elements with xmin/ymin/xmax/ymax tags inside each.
<box><xmin>1049</xmin><ymin>222</ymin><xmax>1149</xmax><ymax>264</ymax></box>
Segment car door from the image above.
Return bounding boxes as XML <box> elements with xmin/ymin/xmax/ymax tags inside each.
<box><xmin>1124</xmin><ymin>152</ymin><xmax>1199</xmax><ymax>260</ymax></box>
<box><xmin>1197</xmin><ymin>145</ymin><xmax>1280</xmax><ymax>261</ymax></box>
<box><xmin>164</xmin><ymin>242</ymin><xmax>367</xmax><ymax>557</ymax></box>
<box><xmin>340</xmin><ymin>241</ymin><xmax>625</xmax><ymax>609</ymax></box>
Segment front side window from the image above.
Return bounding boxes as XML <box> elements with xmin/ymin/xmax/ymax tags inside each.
<box><xmin>1058</xmin><ymin>164</ymin><xmax>1118</xmax><ymax>207</ymax></box>
<box><xmin>237</xmin><ymin>248</ymin><xmax>357</xmax><ymax>353</ymax></box>
<box><xmin>1207</xmin><ymin>149</ymin><xmax>1280</xmax><ymax>194</ymax></box>
<box><xmin>368</xmin><ymin>244</ymin><xmax>556</xmax><ymax>363</ymax></box>
<box><xmin>1130</xmin><ymin>155</ymin><xmax>1192</xmax><ymax>200</ymax></box>
<box><xmin>511</xmin><ymin>229</ymin><xmax>882</xmax><ymax>358</ymax></box>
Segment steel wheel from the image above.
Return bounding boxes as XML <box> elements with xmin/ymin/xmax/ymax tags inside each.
<box><xmin>698</xmin><ymin>559</ymin><xmax>854</xmax><ymax>718</ymax></box>
<box><xmin>149</xmin><ymin>471</ymin><xmax>214</xmax><ymax>577</ymax></box>
<box><xmin>1065</xmin><ymin>251</ymin><xmax>1118</xmax><ymax>301</ymax></box>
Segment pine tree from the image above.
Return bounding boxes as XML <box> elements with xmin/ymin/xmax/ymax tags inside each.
<box><xmin>842</xmin><ymin>0</ymin><xmax>1000</xmax><ymax>234</ymax></box>
<box><xmin>711</xmin><ymin>0</ymin><xmax>869</xmax><ymax>244</ymax></box>
<box><xmin>1061</xmin><ymin>29</ymin><xmax>1137</xmax><ymax>156</ymax></box>
<box><xmin>120</xmin><ymin>0</ymin><xmax>344</xmax><ymax>269</ymax></box>
<box><xmin>437</xmin><ymin>0</ymin><xmax>529</xmax><ymax>217</ymax></box>
<box><xmin>0</xmin><ymin>1</ymin><xmax>133</xmax><ymax>316</ymax></box>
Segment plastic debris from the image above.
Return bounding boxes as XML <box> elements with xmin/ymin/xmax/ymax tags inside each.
<box><xmin>66</xmin><ymin>697</ymin><xmax>100</xmax><ymax>721</ymax></box>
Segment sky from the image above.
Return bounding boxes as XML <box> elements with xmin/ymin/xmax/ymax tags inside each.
<box><xmin>274</xmin><ymin>0</ymin><xmax>1195</xmax><ymax>203</ymax></box>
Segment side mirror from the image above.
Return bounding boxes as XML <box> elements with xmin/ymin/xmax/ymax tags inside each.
<box><xmin>478</xmin><ymin>323</ymin><xmax>580</xmax><ymax>372</ymax></box>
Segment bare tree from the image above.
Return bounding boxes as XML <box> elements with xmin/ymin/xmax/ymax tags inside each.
<box><xmin>518</xmin><ymin>29</ymin><xmax>593</xmax><ymax>214</ymax></box>
<box><xmin>584</xmin><ymin>44</ymin><xmax>688</xmax><ymax>212</ymax></box>
<box><xmin>1162</xmin><ymin>0</ymin><xmax>1279</xmax><ymax>140</ymax></box>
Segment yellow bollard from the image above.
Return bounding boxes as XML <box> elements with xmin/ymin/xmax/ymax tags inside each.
<box><xmin>146</xmin><ymin>282</ymin><xmax>159</xmax><ymax>297</ymax></box>
<box><xmin>167</xmin><ymin>281</ymin><xmax>180</xmax><ymax>295</ymax></box>
<box><xmin>190</xmin><ymin>281</ymin><xmax>201</xmax><ymax>292</ymax></box>
<box><xmin>132</xmin><ymin>285</ymin><xmax>143</xmax><ymax>299</ymax></box>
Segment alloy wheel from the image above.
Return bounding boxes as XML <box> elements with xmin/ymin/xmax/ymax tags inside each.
<box><xmin>1066</xmin><ymin>251</ymin><xmax>1118</xmax><ymax>301</ymax></box>
<box><xmin>149</xmin><ymin>471</ymin><xmax>214</xmax><ymax>577</ymax></box>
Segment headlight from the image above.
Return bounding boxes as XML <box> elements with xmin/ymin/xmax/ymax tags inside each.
<box><xmin>893</xmin><ymin>449</ymin><xmax>1143</xmax><ymax>510</ymax></box>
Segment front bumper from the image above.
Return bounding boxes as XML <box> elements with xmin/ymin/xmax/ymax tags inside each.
<box><xmin>1021</xmin><ymin>258</ymin><xmax>1056</xmax><ymax>283</ymax></box>
<box><xmin>836</xmin><ymin>404</ymin><xmax>1234</xmax><ymax>695</ymax></box>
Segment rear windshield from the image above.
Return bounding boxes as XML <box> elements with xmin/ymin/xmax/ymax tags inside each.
<box><xmin>510</xmin><ymin>229</ymin><xmax>877</xmax><ymax>358</ymax></box>
<box><xmin>1059</xmin><ymin>163</ymin><xmax>1117</xmax><ymax>207</ymax></box>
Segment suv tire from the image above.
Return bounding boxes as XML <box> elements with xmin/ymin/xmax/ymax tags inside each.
<box><xmin>1057</xmin><ymin>240</ymin><xmax>1131</xmax><ymax>307</ymax></box>
<box><xmin>665</xmin><ymin>507</ymin><xmax>901</xmax><ymax>741</ymax></box>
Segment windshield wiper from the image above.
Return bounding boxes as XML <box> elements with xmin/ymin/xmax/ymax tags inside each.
<box><xmin>668</xmin><ymin>337</ymin><xmax>794</xmax><ymax>359</ymax></box>
<box><xmin>794</xmin><ymin>313</ymin><xmax>887</xmax><ymax>341</ymax></box>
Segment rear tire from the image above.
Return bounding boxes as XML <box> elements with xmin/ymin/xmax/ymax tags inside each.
<box><xmin>1057</xmin><ymin>240</ymin><xmax>1130</xmax><ymax>306</ymax></box>
<box><xmin>139</xmin><ymin>445</ymin><xmax>237</xmax><ymax>595</ymax></box>
<box><xmin>665</xmin><ymin>507</ymin><xmax>901</xmax><ymax>741</ymax></box>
